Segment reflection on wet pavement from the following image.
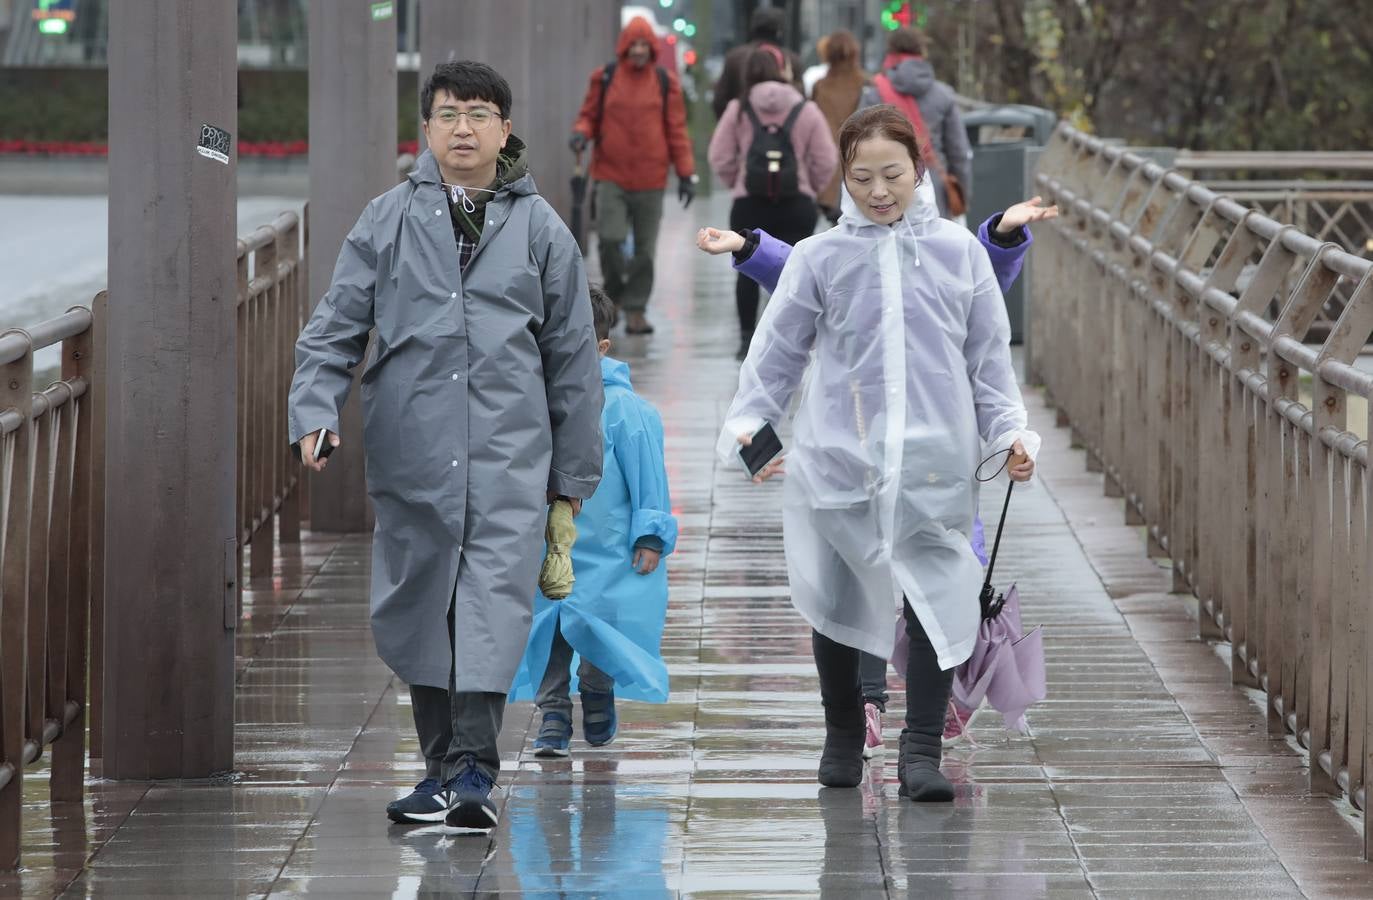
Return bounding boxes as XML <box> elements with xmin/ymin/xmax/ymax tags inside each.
<box><xmin>7</xmin><ymin>195</ymin><xmax>1369</xmax><ymax>898</ymax></box>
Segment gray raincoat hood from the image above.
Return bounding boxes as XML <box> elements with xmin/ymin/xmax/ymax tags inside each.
<box><xmin>888</xmin><ymin>58</ymin><xmax>935</xmax><ymax>98</ymax></box>
<box><xmin>289</xmin><ymin>139</ymin><xmax>604</xmax><ymax>693</ymax></box>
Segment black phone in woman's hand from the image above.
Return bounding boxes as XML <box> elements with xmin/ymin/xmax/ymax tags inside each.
<box><xmin>738</xmin><ymin>423</ymin><xmax>783</xmax><ymax>478</ymax></box>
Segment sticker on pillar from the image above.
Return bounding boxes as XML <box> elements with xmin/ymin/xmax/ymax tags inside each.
<box><xmin>371</xmin><ymin>1</ymin><xmax>393</xmax><ymax>20</ymax></box>
<box><xmin>197</xmin><ymin>123</ymin><xmax>232</xmax><ymax>165</ymax></box>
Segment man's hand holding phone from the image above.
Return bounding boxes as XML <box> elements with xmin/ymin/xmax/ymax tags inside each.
<box><xmin>300</xmin><ymin>427</ymin><xmax>340</xmax><ymax>473</ymax></box>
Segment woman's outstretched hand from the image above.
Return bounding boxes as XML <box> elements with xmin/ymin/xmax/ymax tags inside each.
<box><xmin>737</xmin><ymin>432</ymin><xmax>785</xmax><ymax>483</ymax></box>
<box><xmin>697</xmin><ymin>226</ymin><xmax>745</xmax><ymax>255</ymax></box>
<box><xmin>996</xmin><ymin>196</ymin><xmax>1059</xmax><ymax>235</ymax></box>
<box><xmin>1008</xmin><ymin>439</ymin><xmax>1035</xmax><ymax>483</ymax></box>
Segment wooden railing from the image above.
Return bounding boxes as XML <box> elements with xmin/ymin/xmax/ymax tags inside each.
<box><xmin>0</xmin><ymin>304</ymin><xmax>99</xmax><ymax>869</ymax></box>
<box><xmin>1</xmin><ymin>208</ymin><xmax>310</xmax><ymax>869</ymax></box>
<box><xmin>1032</xmin><ymin>123</ymin><xmax>1373</xmax><ymax>857</ymax></box>
<box><xmin>236</xmin><ymin>211</ymin><xmax>309</xmax><ymax>580</ymax></box>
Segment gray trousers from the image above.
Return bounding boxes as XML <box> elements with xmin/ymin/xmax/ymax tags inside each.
<box><xmin>535</xmin><ymin>626</ymin><xmax>613</xmax><ymax>718</ymax></box>
<box><xmin>410</xmin><ymin>684</ymin><xmax>505</xmax><ymax>783</ymax></box>
<box><xmin>595</xmin><ymin>181</ymin><xmax>664</xmax><ymax>313</ymax></box>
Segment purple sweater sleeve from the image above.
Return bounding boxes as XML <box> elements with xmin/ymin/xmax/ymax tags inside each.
<box><xmin>731</xmin><ymin>228</ymin><xmax>793</xmax><ymax>295</ymax></box>
<box><xmin>734</xmin><ymin>217</ymin><xmax>1033</xmax><ymax>297</ymax></box>
<box><xmin>977</xmin><ymin>215</ymin><xmax>1032</xmax><ymax>295</ymax></box>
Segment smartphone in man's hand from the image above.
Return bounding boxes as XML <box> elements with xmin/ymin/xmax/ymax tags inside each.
<box><xmin>312</xmin><ymin>427</ymin><xmax>336</xmax><ymax>462</ymax></box>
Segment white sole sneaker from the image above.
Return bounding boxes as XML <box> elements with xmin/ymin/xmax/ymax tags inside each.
<box><xmin>533</xmin><ymin>744</ymin><xmax>570</xmax><ymax>758</ymax></box>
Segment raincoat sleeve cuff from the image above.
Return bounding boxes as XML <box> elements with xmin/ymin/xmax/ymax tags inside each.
<box><xmin>978</xmin><ymin>215</ymin><xmax>1032</xmax><ymax>295</ymax></box>
<box><xmin>287</xmin><ymin>416</ymin><xmax>339</xmax><ymax>462</ymax></box>
<box><xmin>716</xmin><ymin>415</ymin><xmax>766</xmax><ymax>467</ymax></box>
<box><xmin>985</xmin><ymin>428</ymin><xmax>1042</xmax><ymax>487</ymax></box>
<box><xmin>631</xmin><ymin>510</ymin><xmax>678</xmax><ymax>556</ymax></box>
<box><xmin>547</xmin><ymin>466</ymin><xmax>599</xmax><ymax>499</ymax></box>
<box><xmin>732</xmin><ymin>230</ymin><xmax>790</xmax><ymax>295</ymax></box>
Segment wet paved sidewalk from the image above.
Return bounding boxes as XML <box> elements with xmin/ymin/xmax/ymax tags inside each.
<box><xmin>10</xmin><ymin>196</ymin><xmax>1371</xmax><ymax>898</ymax></box>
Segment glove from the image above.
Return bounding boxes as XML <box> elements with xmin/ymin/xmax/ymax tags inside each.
<box><xmin>538</xmin><ymin>499</ymin><xmax>578</xmax><ymax>600</ymax></box>
<box><xmin>568</xmin><ymin>132</ymin><xmax>589</xmax><ymax>154</ymax></box>
<box><xmin>678</xmin><ymin>173</ymin><xmax>698</xmax><ymax>208</ymax></box>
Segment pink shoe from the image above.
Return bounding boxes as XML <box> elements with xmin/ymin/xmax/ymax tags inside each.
<box><xmin>942</xmin><ymin>699</ymin><xmax>977</xmax><ymax>747</ymax></box>
<box><xmin>862</xmin><ymin>702</ymin><xmax>883</xmax><ymax>759</ymax></box>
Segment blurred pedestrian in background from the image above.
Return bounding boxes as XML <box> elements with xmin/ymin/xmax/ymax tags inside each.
<box><xmin>810</xmin><ymin>30</ymin><xmax>867</xmax><ymax>223</ymax></box>
<box><xmin>860</xmin><ymin>27</ymin><xmax>971</xmax><ymax>220</ymax></box>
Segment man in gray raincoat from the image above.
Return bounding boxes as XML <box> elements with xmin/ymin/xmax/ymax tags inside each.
<box><xmin>288</xmin><ymin>61</ymin><xmax>603</xmax><ymax>833</ymax></box>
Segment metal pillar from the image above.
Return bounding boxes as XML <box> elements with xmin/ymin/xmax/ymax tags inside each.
<box><xmin>305</xmin><ymin>0</ymin><xmax>396</xmax><ymax>532</ymax></box>
<box><xmin>103</xmin><ymin>0</ymin><xmax>237</xmax><ymax>778</ymax></box>
<box><xmin>418</xmin><ymin>0</ymin><xmax>619</xmax><ymax>224</ymax></box>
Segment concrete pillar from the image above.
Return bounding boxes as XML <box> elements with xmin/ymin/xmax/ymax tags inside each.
<box><xmin>418</xmin><ymin>0</ymin><xmax>620</xmax><ymax>225</ymax></box>
<box><xmin>305</xmin><ymin>0</ymin><xmax>396</xmax><ymax>532</ymax></box>
<box><xmin>103</xmin><ymin>0</ymin><xmax>237</xmax><ymax>778</ymax></box>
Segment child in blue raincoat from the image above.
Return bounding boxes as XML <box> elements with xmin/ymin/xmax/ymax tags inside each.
<box><xmin>508</xmin><ymin>285</ymin><xmax>678</xmax><ymax>755</ymax></box>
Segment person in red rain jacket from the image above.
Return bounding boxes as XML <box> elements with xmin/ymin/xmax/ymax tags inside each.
<box><xmin>571</xmin><ymin>16</ymin><xmax>697</xmax><ymax>336</ymax></box>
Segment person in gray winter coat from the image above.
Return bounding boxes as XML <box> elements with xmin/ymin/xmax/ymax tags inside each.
<box><xmin>288</xmin><ymin>61</ymin><xmax>604</xmax><ymax>834</ymax></box>
<box><xmin>859</xmin><ymin>27</ymin><xmax>972</xmax><ymax>219</ymax></box>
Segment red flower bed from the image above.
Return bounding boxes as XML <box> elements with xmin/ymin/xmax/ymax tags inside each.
<box><xmin>0</xmin><ymin>139</ymin><xmax>423</xmax><ymax>158</ymax></box>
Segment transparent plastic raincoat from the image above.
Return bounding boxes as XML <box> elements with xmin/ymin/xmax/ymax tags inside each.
<box><xmin>717</xmin><ymin>186</ymin><xmax>1040</xmax><ymax>669</ymax></box>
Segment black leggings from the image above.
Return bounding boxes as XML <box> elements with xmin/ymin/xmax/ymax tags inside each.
<box><xmin>729</xmin><ymin>194</ymin><xmax>819</xmax><ymax>336</ymax></box>
<box><xmin>812</xmin><ymin>603</ymin><xmax>953</xmax><ymax>736</ymax></box>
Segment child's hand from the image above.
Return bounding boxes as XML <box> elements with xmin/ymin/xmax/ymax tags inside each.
<box><xmin>633</xmin><ymin>547</ymin><xmax>661</xmax><ymax>575</ymax></box>
<box><xmin>1008</xmin><ymin>439</ymin><xmax>1035</xmax><ymax>483</ymax></box>
<box><xmin>696</xmin><ymin>226</ymin><xmax>745</xmax><ymax>255</ymax></box>
<box><xmin>996</xmin><ymin>196</ymin><xmax>1059</xmax><ymax>235</ymax></box>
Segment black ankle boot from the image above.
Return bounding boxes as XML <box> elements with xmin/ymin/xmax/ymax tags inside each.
<box><xmin>818</xmin><ymin>708</ymin><xmax>865</xmax><ymax>788</ymax></box>
<box><xmin>898</xmin><ymin>730</ymin><xmax>953</xmax><ymax>802</ymax></box>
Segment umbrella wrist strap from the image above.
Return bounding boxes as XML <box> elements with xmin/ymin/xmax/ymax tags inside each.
<box><xmin>982</xmin><ymin>481</ymin><xmax>1014</xmax><ymax>589</ymax></box>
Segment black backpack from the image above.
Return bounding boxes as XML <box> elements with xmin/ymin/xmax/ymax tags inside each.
<box><xmin>742</xmin><ymin>101</ymin><xmax>805</xmax><ymax>202</ymax></box>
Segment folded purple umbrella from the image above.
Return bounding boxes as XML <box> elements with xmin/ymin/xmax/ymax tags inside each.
<box><xmin>954</xmin><ymin>481</ymin><xmax>1045</xmax><ymax>733</ymax></box>
<box><xmin>952</xmin><ymin>583</ymin><xmax>1044</xmax><ymax>732</ymax></box>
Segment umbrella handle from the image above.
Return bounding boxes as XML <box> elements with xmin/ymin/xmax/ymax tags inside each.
<box><xmin>982</xmin><ymin>480</ymin><xmax>1014</xmax><ymax>591</ymax></box>
<box><xmin>574</xmin><ymin>149</ymin><xmax>585</xmax><ymax>178</ymax></box>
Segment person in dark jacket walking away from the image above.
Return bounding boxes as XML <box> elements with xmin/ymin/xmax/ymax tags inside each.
<box><xmin>289</xmin><ymin>61</ymin><xmax>604</xmax><ymax>835</ymax></box>
<box><xmin>711</xmin><ymin>6</ymin><xmax>804</xmax><ymax>120</ymax></box>
<box><xmin>860</xmin><ymin>27</ymin><xmax>972</xmax><ymax>220</ymax></box>
<box><xmin>708</xmin><ymin>46</ymin><xmax>838</xmax><ymax>360</ymax></box>
<box><xmin>571</xmin><ymin>16</ymin><xmax>697</xmax><ymax>336</ymax></box>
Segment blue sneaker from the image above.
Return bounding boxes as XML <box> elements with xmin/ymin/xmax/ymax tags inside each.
<box><xmin>533</xmin><ymin>711</ymin><xmax>572</xmax><ymax>758</ymax></box>
<box><xmin>444</xmin><ymin>756</ymin><xmax>498</xmax><ymax>832</ymax></box>
<box><xmin>385</xmin><ymin>777</ymin><xmax>451</xmax><ymax>824</ymax></box>
<box><xmin>581</xmin><ymin>689</ymin><xmax>617</xmax><ymax>747</ymax></box>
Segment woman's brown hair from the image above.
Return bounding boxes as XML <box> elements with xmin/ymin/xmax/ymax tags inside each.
<box><xmin>837</xmin><ymin>105</ymin><xmax>927</xmax><ymax>182</ymax></box>
<box><xmin>824</xmin><ymin>30</ymin><xmax>861</xmax><ymax>72</ymax></box>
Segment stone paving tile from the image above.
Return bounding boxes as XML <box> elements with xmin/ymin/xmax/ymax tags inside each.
<box><xmin>9</xmin><ymin>195</ymin><xmax>1371</xmax><ymax>898</ymax></box>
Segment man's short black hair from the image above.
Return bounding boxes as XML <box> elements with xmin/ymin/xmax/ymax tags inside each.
<box><xmin>421</xmin><ymin>61</ymin><xmax>512</xmax><ymax>121</ymax></box>
<box><xmin>748</xmin><ymin>7</ymin><xmax>786</xmax><ymax>43</ymax></box>
<box><xmin>588</xmin><ymin>283</ymin><xmax>617</xmax><ymax>342</ymax></box>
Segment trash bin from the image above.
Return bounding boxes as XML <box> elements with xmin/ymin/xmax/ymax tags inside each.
<box><xmin>963</xmin><ymin>105</ymin><xmax>1057</xmax><ymax>344</ymax></box>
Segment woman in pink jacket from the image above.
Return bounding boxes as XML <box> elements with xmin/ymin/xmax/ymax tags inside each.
<box><xmin>709</xmin><ymin>46</ymin><xmax>839</xmax><ymax>360</ymax></box>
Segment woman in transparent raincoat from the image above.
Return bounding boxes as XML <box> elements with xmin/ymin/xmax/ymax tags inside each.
<box><xmin>716</xmin><ymin>105</ymin><xmax>1039</xmax><ymax>801</ymax></box>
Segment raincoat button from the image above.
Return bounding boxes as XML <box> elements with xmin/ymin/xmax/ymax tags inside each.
<box><xmin>488</xmin><ymin>220</ymin><xmax>494</xmax><ymax>225</ymax></box>
<box><xmin>450</xmin><ymin>292</ymin><xmax>457</xmax><ymax>299</ymax></box>
<box><xmin>451</xmin><ymin>373</ymin><xmax>459</xmax><ymax>381</ymax></box>
<box><xmin>451</xmin><ymin>460</ymin><xmax>459</xmax><ymax>468</ymax></box>
<box><xmin>435</xmin><ymin>209</ymin><xmax>442</xmax><ymax>216</ymax></box>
